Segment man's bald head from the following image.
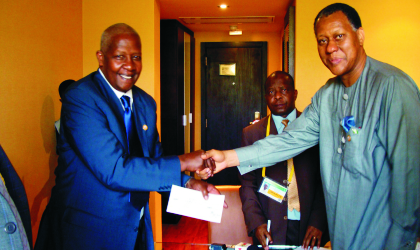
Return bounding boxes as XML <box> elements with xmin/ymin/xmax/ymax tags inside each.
<box><xmin>100</xmin><ymin>23</ymin><xmax>140</xmax><ymax>53</ymax></box>
<box><xmin>265</xmin><ymin>71</ymin><xmax>294</xmax><ymax>92</ymax></box>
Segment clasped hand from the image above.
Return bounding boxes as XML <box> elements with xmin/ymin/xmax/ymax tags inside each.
<box><xmin>178</xmin><ymin>150</ymin><xmax>215</xmax><ymax>174</ymax></box>
<box><xmin>178</xmin><ymin>150</ymin><xmax>227</xmax><ymax>208</ymax></box>
<box><xmin>178</xmin><ymin>149</ymin><xmax>236</xmax><ymax>179</ymax></box>
<box><xmin>197</xmin><ymin>149</ymin><xmax>237</xmax><ymax>179</ymax></box>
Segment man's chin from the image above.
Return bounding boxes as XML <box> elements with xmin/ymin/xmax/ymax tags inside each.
<box><xmin>271</xmin><ymin>111</ymin><xmax>286</xmax><ymax>117</ymax></box>
<box><xmin>326</xmin><ymin>64</ymin><xmax>346</xmax><ymax>76</ymax></box>
<box><xmin>115</xmin><ymin>82</ymin><xmax>136</xmax><ymax>92</ymax></box>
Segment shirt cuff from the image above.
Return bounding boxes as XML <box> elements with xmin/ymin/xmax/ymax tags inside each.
<box><xmin>236</xmin><ymin>145</ymin><xmax>260</xmax><ymax>175</ymax></box>
<box><xmin>181</xmin><ymin>173</ymin><xmax>192</xmax><ymax>187</ymax></box>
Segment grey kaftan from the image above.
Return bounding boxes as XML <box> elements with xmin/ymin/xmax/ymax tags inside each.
<box><xmin>236</xmin><ymin>57</ymin><xmax>420</xmax><ymax>249</ymax></box>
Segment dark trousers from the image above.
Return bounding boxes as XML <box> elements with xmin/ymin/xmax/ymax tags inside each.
<box><xmin>134</xmin><ymin>215</ymin><xmax>146</xmax><ymax>250</ymax></box>
<box><xmin>286</xmin><ymin>219</ymin><xmax>300</xmax><ymax>246</ymax></box>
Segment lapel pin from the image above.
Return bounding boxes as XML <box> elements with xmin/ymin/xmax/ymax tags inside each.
<box><xmin>347</xmin><ymin>135</ymin><xmax>351</xmax><ymax>142</ymax></box>
<box><xmin>143</xmin><ymin>125</ymin><xmax>148</xmax><ymax>131</ymax></box>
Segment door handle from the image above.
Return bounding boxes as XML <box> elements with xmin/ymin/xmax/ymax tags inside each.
<box><xmin>182</xmin><ymin>115</ymin><xmax>187</xmax><ymax>126</ymax></box>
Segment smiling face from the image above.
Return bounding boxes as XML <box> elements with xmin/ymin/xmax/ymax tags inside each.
<box><xmin>265</xmin><ymin>73</ymin><xmax>297</xmax><ymax>118</ymax></box>
<box><xmin>96</xmin><ymin>33</ymin><xmax>142</xmax><ymax>92</ymax></box>
<box><xmin>315</xmin><ymin>11</ymin><xmax>366</xmax><ymax>86</ymax></box>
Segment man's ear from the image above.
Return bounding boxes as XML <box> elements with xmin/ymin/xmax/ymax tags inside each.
<box><xmin>96</xmin><ymin>50</ymin><xmax>104</xmax><ymax>67</ymax></box>
<box><xmin>356</xmin><ymin>27</ymin><xmax>365</xmax><ymax>46</ymax></box>
<box><xmin>294</xmin><ymin>89</ymin><xmax>298</xmax><ymax>101</ymax></box>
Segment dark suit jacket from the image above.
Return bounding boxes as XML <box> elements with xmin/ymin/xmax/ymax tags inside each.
<box><xmin>239</xmin><ymin>113</ymin><xmax>329</xmax><ymax>246</ymax></box>
<box><xmin>35</xmin><ymin>71</ymin><xmax>190</xmax><ymax>250</ymax></box>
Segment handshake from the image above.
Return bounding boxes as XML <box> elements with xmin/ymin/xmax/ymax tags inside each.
<box><xmin>178</xmin><ymin>149</ymin><xmax>237</xmax><ymax>179</ymax></box>
<box><xmin>178</xmin><ymin>150</ymin><xmax>230</xmax><ymax>208</ymax></box>
<box><xmin>178</xmin><ymin>150</ymin><xmax>215</xmax><ymax>179</ymax></box>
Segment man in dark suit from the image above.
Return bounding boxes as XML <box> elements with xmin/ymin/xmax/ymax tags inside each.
<box><xmin>35</xmin><ymin>23</ymin><xmax>221</xmax><ymax>250</ymax></box>
<box><xmin>239</xmin><ymin>71</ymin><xmax>328</xmax><ymax>249</ymax></box>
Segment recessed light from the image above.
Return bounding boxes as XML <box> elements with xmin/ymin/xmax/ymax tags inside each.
<box><xmin>218</xmin><ymin>4</ymin><xmax>228</xmax><ymax>9</ymax></box>
<box><xmin>229</xmin><ymin>30</ymin><xmax>242</xmax><ymax>35</ymax></box>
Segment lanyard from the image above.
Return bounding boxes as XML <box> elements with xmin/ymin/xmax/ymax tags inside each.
<box><xmin>0</xmin><ymin>173</ymin><xmax>5</xmax><ymax>187</ymax></box>
<box><xmin>262</xmin><ymin>115</ymin><xmax>294</xmax><ymax>182</ymax></box>
<box><xmin>262</xmin><ymin>116</ymin><xmax>271</xmax><ymax>177</ymax></box>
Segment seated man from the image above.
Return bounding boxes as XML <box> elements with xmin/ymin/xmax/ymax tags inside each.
<box><xmin>239</xmin><ymin>71</ymin><xmax>328</xmax><ymax>249</ymax></box>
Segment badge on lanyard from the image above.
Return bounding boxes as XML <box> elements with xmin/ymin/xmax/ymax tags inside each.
<box><xmin>258</xmin><ymin>115</ymin><xmax>289</xmax><ymax>203</ymax></box>
<box><xmin>258</xmin><ymin>177</ymin><xmax>287</xmax><ymax>203</ymax></box>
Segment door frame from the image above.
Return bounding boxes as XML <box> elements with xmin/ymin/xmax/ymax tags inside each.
<box><xmin>200</xmin><ymin>42</ymin><xmax>268</xmax><ymax>150</ymax></box>
<box><xmin>160</xmin><ymin>20</ymin><xmax>195</xmax><ymax>156</ymax></box>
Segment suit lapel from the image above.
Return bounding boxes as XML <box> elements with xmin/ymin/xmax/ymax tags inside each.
<box><xmin>269</xmin><ymin>114</ymin><xmax>278</xmax><ymax>135</ymax></box>
<box><xmin>132</xmin><ymin>89</ymin><xmax>150</xmax><ymax>157</ymax></box>
<box><xmin>93</xmin><ymin>72</ymin><xmax>128</xmax><ymax>152</ymax></box>
<box><xmin>93</xmin><ymin>71</ymin><xmax>152</xmax><ymax>157</ymax></box>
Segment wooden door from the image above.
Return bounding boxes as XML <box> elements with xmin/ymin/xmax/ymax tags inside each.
<box><xmin>201</xmin><ymin>42</ymin><xmax>267</xmax><ymax>185</ymax></box>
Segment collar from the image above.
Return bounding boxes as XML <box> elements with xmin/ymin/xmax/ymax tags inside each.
<box><xmin>98</xmin><ymin>69</ymin><xmax>133</xmax><ymax>109</ymax></box>
<box><xmin>271</xmin><ymin>109</ymin><xmax>297</xmax><ymax>133</ymax></box>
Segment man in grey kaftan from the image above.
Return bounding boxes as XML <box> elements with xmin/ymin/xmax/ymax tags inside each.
<box><xmin>236</xmin><ymin>56</ymin><xmax>420</xmax><ymax>249</ymax></box>
<box><xmin>202</xmin><ymin>3</ymin><xmax>420</xmax><ymax>249</ymax></box>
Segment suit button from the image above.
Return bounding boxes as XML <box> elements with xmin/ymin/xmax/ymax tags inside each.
<box><xmin>283</xmin><ymin>180</ymin><xmax>287</xmax><ymax>184</ymax></box>
<box><xmin>283</xmin><ymin>197</ymin><xmax>287</xmax><ymax>201</ymax></box>
<box><xmin>283</xmin><ymin>216</ymin><xmax>287</xmax><ymax>220</ymax></box>
<box><xmin>134</xmin><ymin>226</ymin><xmax>139</xmax><ymax>232</ymax></box>
<box><xmin>4</xmin><ymin>222</ymin><xmax>17</xmax><ymax>234</ymax></box>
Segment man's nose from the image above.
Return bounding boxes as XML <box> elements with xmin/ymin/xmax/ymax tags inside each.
<box><xmin>123</xmin><ymin>57</ymin><xmax>135</xmax><ymax>69</ymax></box>
<box><xmin>326</xmin><ymin>40</ymin><xmax>338</xmax><ymax>54</ymax></box>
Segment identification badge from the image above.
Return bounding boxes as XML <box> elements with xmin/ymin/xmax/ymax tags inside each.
<box><xmin>258</xmin><ymin>177</ymin><xmax>287</xmax><ymax>203</ymax></box>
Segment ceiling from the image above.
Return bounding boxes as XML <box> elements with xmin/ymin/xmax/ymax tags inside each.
<box><xmin>158</xmin><ymin>0</ymin><xmax>294</xmax><ymax>33</ymax></box>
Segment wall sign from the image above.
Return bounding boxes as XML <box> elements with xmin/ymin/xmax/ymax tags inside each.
<box><xmin>219</xmin><ymin>63</ymin><xmax>236</xmax><ymax>76</ymax></box>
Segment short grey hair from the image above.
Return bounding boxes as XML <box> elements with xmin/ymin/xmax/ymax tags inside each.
<box><xmin>100</xmin><ymin>23</ymin><xmax>140</xmax><ymax>53</ymax></box>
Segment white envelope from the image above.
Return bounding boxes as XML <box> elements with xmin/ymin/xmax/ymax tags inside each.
<box><xmin>166</xmin><ymin>185</ymin><xmax>225</xmax><ymax>223</ymax></box>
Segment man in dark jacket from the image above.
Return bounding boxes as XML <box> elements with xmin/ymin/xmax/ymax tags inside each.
<box><xmin>239</xmin><ymin>71</ymin><xmax>329</xmax><ymax>249</ymax></box>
